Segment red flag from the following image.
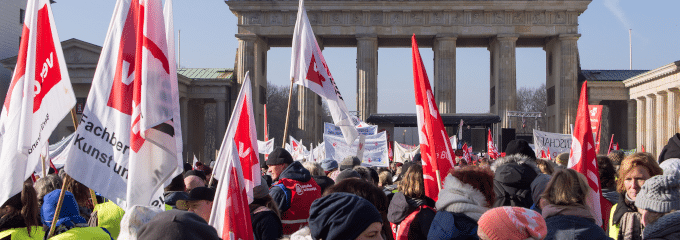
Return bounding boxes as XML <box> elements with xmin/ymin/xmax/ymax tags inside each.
<box><xmin>264</xmin><ymin>104</ymin><xmax>269</xmax><ymax>160</ymax></box>
<box><xmin>210</xmin><ymin>139</ymin><xmax>254</xmax><ymax>240</ymax></box>
<box><xmin>614</xmin><ymin>143</ymin><xmax>619</xmax><ymax>150</ymax></box>
<box><xmin>0</xmin><ymin>0</ymin><xmax>76</xmax><ymax>206</ymax></box>
<box><xmin>212</xmin><ymin>72</ymin><xmax>260</xmax><ymax>203</ymax></box>
<box><xmin>607</xmin><ymin>134</ymin><xmax>615</xmax><ymax>154</ymax></box>
<box><xmin>641</xmin><ymin>145</ymin><xmax>645</xmax><ymax>152</ymax></box>
<box><xmin>541</xmin><ymin>150</ymin><xmax>547</xmax><ymax>159</ymax></box>
<box><xmin>487</xmin><ymin>129</ymin><xmax>499</xmax><ymax>159</ymax></box>
<box><xmin>547</xmin><ymin>147</ymin><xmax>552</xmax><ymax>160</ymax></box>
<box><xmin>412</xmin><ymin>35</ymin><xmax>455</xmax><ymax>200</ymax></box>
<box><xmin>568</xmin><ymin>81</ymin><xmax>607</xmax><ymax>227</ymax></box>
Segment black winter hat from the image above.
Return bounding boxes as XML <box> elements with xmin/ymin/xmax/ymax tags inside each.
<box><xmin>658</xmin><ymin>133</ymin><xmax>680</xmax><ymax>164</ymax></box>
<box><xmin>137</xmin><ymin>210</ymin><xmax>220</xmax><ymax>240</ymax></box>
<box><xmin>266</xmin><ymin>147</ymin><xmax>294</xmax><ymax>166</ymax></box>
<box><xmin>309</xmin><ymin>192</ymin><xmax>383</xmax><ymax>240</ymax></box>
<box><xmin>505</xmin><ymin>139</ymin><xmax>536</xmax><ymax>160</ymax></box>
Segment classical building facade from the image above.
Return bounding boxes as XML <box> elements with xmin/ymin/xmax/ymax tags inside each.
<box><xmin>624</xmin><ymin>61</ymin><xmax>680</xmax><ymax>157</ymax></box>
<box><xmin>225</xmin><ymin>0</ymin><xmax>592</xmax><ymax>143</ymax></box>
<box><xmin>0</xmin><ymin>39</ymin><xmax>235</xmax><ymax>163</ymax></box>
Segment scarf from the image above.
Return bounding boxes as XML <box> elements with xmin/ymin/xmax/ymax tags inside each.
<box><xmin>540</xmin><ymin>201</ymin><xmax>595</xmax><ymax>221</ymax></box>
<box><xmin>436</xmin><ymin>175</ymin><xmax>489</xmax><ymax>221</ymax></box>
<box><xmin>612</xmin><ymin>192</ymin><xmax>642</xmax><ymax>240</ymax></box>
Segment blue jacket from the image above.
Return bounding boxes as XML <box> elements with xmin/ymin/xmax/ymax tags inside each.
<box><xmin>427</xmin><ymin>211</ymin><xmax>478</xmax><ymax>240</ymax></box>
<box><xmin>544</xmin><ymin>215</ymin><xmax>612</xmax><ymax>240</ymax></box>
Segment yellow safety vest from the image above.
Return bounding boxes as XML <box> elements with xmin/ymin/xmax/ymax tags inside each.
<box><xmin>93</xmin><ymin>201</ymin><xmax>125</xmax><ymax>239</ymax></box>
<box><xmin>50</xmin><ymin>227</ymin><xmax>112</xmax><ymax>240</ymax></box>
<box><xmin>0</xmin><ymin>227</ymin><xmax>44</xmax><ymax>240</ymax></box>
<box><xmin>609</xmin><ymin>203</ymin><xmax>620</xmax><ymax>240</ymax></box>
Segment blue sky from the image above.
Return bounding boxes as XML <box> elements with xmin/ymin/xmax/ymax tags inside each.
<box><xmin>50</xmin><ymin>0</ymin><xmax>680</xmax><ymax>116</ymax></box>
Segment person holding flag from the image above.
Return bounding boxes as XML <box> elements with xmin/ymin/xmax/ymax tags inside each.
<box><xmin>0</xmin><ymin>0</ymin><xmax>76</xmax><ymax>208</ymax></box>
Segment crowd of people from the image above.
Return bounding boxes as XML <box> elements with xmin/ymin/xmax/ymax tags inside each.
<box><xmin>1</xmin><ymin>133</ymin><xmax>680</xmax><ymax>240</ymax></box>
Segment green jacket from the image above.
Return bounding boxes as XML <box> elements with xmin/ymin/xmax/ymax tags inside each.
<box><xmin>93</xmin><ymin>201</ymin><xmax>125</xmax><ymax>239</ymax></box>
<box><xmin>0</xmin><ymin>227</ymin><xmax>44</xmax><ymax>240</ymax></box>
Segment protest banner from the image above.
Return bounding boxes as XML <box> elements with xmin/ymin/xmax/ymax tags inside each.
<box><xmin>323</xmin><ymin>122</ymin><xmax>377</xmax><ymax>136</ymax></box>
<box><xmin>257</xmin><ymin>138</ymin><xmax>275</xmax><ymax>155</ymax></box>
<box><xmin>324</xmin><ymin>132</ymin><xmax>389</xmax><ymax>167</ymax></box>
<box><xmin>533</xmin><ymin>129</ymin><xmax>572</xmax><ymax>160</ymax></box>
<box><xmin>393</xmin><ymin>142</ymin><xmax>420</xmax><ymax>163</ymax></box>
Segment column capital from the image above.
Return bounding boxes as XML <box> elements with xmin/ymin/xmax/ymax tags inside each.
<box><xmin>657</xmin><ymin>90</ymin><xmax>668</xmax><ymax>96</ymax></box>
<box><xmin>435</xmin><ymin>33</ymin><xmax>458</xmax><ymax>40</ymax></box>
<box><xmin>235</xmin><ymin>33</ymin><xmax>258</xmax><ymax>41</ymax></box>
<box><xmin>356</xmin><ymin>33</ymin><xmax>378</xmax><ymax>40</ymax></box>
<box><xmin>668</xmin><ymin>87</ymin><xmax>680</xmax><ymax>93</ymax></box>
<box><xmin>496</xmin><ymin>34</ymin><xmax>519</xmax><ymax>41</ymax></box>
<box><xmin>558</xmin><ymin>34</ymin><xmax>581</xmax><ymax>41</ymax></box>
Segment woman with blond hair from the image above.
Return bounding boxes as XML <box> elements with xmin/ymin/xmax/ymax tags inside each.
<box><xmin>387</xmin><ymin>164</ymin><xmax>436</xmax><ymax>240</ymax></box>
<box><xmin>608</xmin><ymin>152</ymin><xmax>662</xmax><ymax>240</ymax></box>
<box><xmin>540</xmin><ymin>169</ymin><xmax>611</xmax><ymax>240</ymax></box>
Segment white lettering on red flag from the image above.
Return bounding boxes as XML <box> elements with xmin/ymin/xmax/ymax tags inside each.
<box><xmin>568</xmin><ymin>81</ymin><xmax>607</xmax><ymax>227</ymax></box>
<box><xmin>0</xmin><ymin>0</ymin><xmax>75</xmax><ymax>206</ymax></box>
<box><xmin>63</xmin><ymin>0</ymin><xmax>182</xmax><ymax>209</ymax></box>
<box><xmin>211</xmin><ymin>72</ymin><xmax>260</xmax><ymax>203</ymax></box>
<box><xmin>412</xmin><ymin>35</ymin><xmax>454</xmax><ymax>201</ymax></box>
<box><xmin>290</xmin><ymin>0</ymin><xmax>358</xmax><ymax>145</ymax></box>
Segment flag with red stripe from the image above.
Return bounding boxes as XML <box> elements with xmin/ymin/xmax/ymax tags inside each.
<box><xmin>0</xmin><ymin>0</ymin><xmax>75</xmax><ymax>206</ymax></box>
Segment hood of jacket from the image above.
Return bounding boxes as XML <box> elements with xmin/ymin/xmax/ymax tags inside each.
<box><xmin>659</xmin><ymin>133</ymin><xmax>680</xmax><ymax>164</ymax></box>
<box><xmin>491</xmin><ymin>154</ymin><xmax>540</xmax><ymax>173</ymax></box>
<box><xmin>387</xmin><ymin>192</ymin><xmax>434</xmax><ymax>224</ymax></box>
<box><xmin>435</xmin><ymin>174</ymin><xmax>489</xmax><ymax>221</ymax></box>
<box><xmin>279</xmin><ymin>161</ymin><xmax>312</xmax><ymax>182</ymax></box>
<box><xmin>493</xmin><ymin>160</ymin><xmax>538</xmax><ymax>189</ymax></box>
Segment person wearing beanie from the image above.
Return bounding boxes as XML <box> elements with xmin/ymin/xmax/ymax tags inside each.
<box><xmin>505</xmin><ymin>139</ymin><xmax>537</xmax><ymax>160</ymax></box>
<box><xmin>478</xmin><ymin>206</ymin><xmax>547</xmax><ymax>240</ymax></box>
<box><xmin>40</xmin><ymin>190</ymin><xmax>113</xmax><ymax>239</ymax></box>
<box><xmin>136</xmin><ymin>210</ymin><xmax>219</xmax><ymax>240</ymax></box>
<box><xmin>176</xmin><ymin>187</ymin><xmax>215</xmax><ymax>222</ymax></box>
<box><xmin>340</xmin><ymin>155</ymin><xmax>362</xmax><ymax>171</ymax></box>
<box><xmin>266</xmin><ymin>147</ymin><xmax>321</xmax><ymax>235</ymax></box>
<box><xmin>608</xmin><ymin>153</ymin><xmax>663</xmax><ymax>240</ymax></box>
<box><xmin>556</xmin><ymin>152</ymin><xmax>569</xmax><ymax>167</ymax></box>
<box><xmin>634</xmin><ymin>174</ymin><xmax>680</xmax><ymax>239</ymax></box>
<box><xmin>321</xmin><ymin>158</ymin><xmax>338</xmax><ymax>173</ymax></box>
<box><xmin>428</xmin><ymin>166</ymin><xmax>495</xmax><ymax>240</ymax></box>
<box><xmin>490</xmin><ymin>154</ymin><xmax>541</xmax><ymax>208</ymax></box>
<box><xmin>291</xmin><ymin>192</ymin><xmax>383</xmax><ymax>240</ymax></box>
<box><xmin>250</xmin><ymin>176</ymin><xmax>282</xmax><ymax>240</ymax></box>
<box><xmin>540</xmin><ymin>169</ymin><xmax>611</xmax><ymax>240</ymax></box>
<box><xmin>658</xmin><ymin>133</ymin><xmax>680</xmax><ymax>164</ymax></box>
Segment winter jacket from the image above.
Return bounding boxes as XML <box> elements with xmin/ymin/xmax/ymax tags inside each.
<box><xmin>542</xmin><ymin>203</ymin><xmax>612</xmax><ymax>240</ymax></box>
<box><xmin>0</xmin><ymin>227</ymin><xmax>44</xmax><ymax>240</ymax></box>
<box><xmin>643</xmin><ymin>211</ymin><xmax>680</xmax><ymax>240</ymax></box>
<box><xmin>427</xmin><ymin>174</ymin><xmax>489</xmax><ymax>239</ymax></box>
<box><xmin>250</xmin><ymin>206</ymin><xmax>283</xmax><ymax>240</ymax></box>
<box><xmin>311</xmin><ymin>175</ymin><xmax>334</xmax><ymax>194</ymax></box>
<box><xmin>90</xmin><ymin>201</ymin><xmax>124</xmax><ymax>239</ymax></box>
<box><xmin>491</xmin><ymin>154</ymin><xmax>539</xmax><ymax>208</ymax></box>
<box><xmin>269</xmin><ymin>161</ymin><xmax>321</xmax><ymax>235</ymax></box>
<box><xmin>544</xmin><ymin>215</ymin><xmax>612</xmax><ymax>240</ymax></box>
<box><xmin>658</xmin><ymin>133</ymin><xmax>680</xmax><ymax>164</ymax></box>
<box><xmin>387</xmin><ymin>192</ymin><xmax>436</xmax><ymax>240</ymax></box>
<box><xmin>609</xmin><ymin>193</ymin><xmax>643</xmax><ymax>240</ymax></box>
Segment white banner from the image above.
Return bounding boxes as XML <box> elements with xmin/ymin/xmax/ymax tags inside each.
<box><xmin>323</xmin><ymin>132</ymin><xmax>388</xmax><ymax>167</ymax></box>
<box><xmin>393</xmin><ymin>142</ymin><xmax>420</xmax><ymax>163</ymax></box>
<box><xmin>312</xmin><ymin>142</ymin><xmax>325</xmax><ymax>162</ymax></box>
<box><xmin>257</xmin><ymin>138</ymin><xmax>275</xmax><ymax>155</ymax></box>
<box><xmin>323</xmin><ymin>122</ymin><xmax>376</xmax><ymax>136</ymax></box>
<box><xmin>533</xmin><ymin>129</ymin><xmax>572</xmax><ymax>160</ymax></box>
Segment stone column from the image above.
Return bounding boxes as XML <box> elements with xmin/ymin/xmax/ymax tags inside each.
<box><xmin>180</xmin><ymin>97</ymin><xmax>189</xmax><ymax>150</ymax></box>
<box><xmin>356</xmin><ymin>34</ymin><xmax>378</xmax><ymax>121</ymax></box>
<box><xmin>490</xmin><ymin>35</ymin><xmax>518</xmax><ymax>128</ymax></box>
<box><xmin>216</xmin><ymin>98</ymin><xmax>227</xmax><ymax>142</ymax></box>
<box><xmin>235</xmin><ymin>34</ymin><xmax>257</xmax><ymax>84</ymax></box>
<box><xmin>668</xmin><ymin>88</ymin><xmax>680</xmax><ymax>141</ymax></box>
<box><xmin>636</xmin><ymin>97</ymin><xmax>646</xmax><ymax>151</ymax></box>
<box><xmin>627</xmin><ymin>100</ymin><xmax>636</xmax><ymax>149</ymax></box>
<box><xmin>433</xmin><ymin>34</ymin><xmax>457</xmax><ymax>114</ymax></box>
<box><xmin>253</xmin><ymin>37</ymin><xmax>268</xmax><ymax>140</ymax></box>
<box><xmin>557</xmin><ymin>34</ymin><xmax>580</xmax><ymax>134</ymax></box>
<box><xmin>656</xmin><ymin>92</ymin><xmax>667</xmax><ymax>155</ymax></box>
<box><xmin>645</xmin><ymin>95</ymin><xmax>656</xmax><ymax>154</ymax></box>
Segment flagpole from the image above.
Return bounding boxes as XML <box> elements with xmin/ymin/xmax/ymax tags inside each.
<box><xmin>47</xmin><ymin>176</ymin><xmax>70</xmax><ymax>238</ymax></box>
<box><xmin>41</xmin><ymin>155</ymin><xmax>47</xmax><ymax>178</ymax></box>
<box><xmin>282</xmin><ymin>77</ymin><xmax>295</xmax><ymax>148</ymax></box>
<box><xmin>435</xmin><ymin>170</ymin><xmax>442</xmax><ymax>190</ymax></box>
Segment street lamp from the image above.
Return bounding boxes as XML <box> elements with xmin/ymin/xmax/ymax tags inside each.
<box><xmin>403</xmin><ymin>129</ymin><xmax>407</xmax><ymax>144</ymax></box>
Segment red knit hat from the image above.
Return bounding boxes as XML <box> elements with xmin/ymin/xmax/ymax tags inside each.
<box><xmin>478</xmin><ymin>207</ymin><xmax>547</xmax><ymax>240</ymax></box>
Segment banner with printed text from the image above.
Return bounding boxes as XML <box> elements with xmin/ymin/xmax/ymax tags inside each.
<box><xmin>323</xmin><ymin>132</ymin><xmax>388</xmax><ymax>167</ymax></box>
<box><xmin>324</xmin><ymin>122</ymin><xmax>377</xmax><ymax>136</ymax></box>
<box><xmin>533</xmin><ymin>129</ymin><xmax>572</xmax><ymax>160</ymax></box>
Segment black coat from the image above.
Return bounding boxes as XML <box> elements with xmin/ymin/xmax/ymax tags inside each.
<box><xmin>492</xmin><ymin>162</ymin><xmax>537</xmax><ymax>208</ymax></box>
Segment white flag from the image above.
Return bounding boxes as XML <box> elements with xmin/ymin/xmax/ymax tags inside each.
<box><xmin>257</xmin><ymin>138</ymin><xmax>275</xmax><ymax>155</ymax></box>
<box><xmin>64</xmin><ymin>0</ymin><xmax>181</xmax><ymax>209</ymax></box>
<box><xmin>290</xmin><ymin>0</ymin><xmax>358</xmax><ymax>145</ymax></box>
<box><xmin>0</xmin><ymin>0</ymin><xmax>76</xmax><ymax>206</ymax></box>
<box><xmin>211</xmin><ymin>72</ymin><xmax>260</xmax><ymax>203</ymax></box>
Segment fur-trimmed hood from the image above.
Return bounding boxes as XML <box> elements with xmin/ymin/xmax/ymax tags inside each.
<box><xmin>436</xmin><ymin>174</ymin><xmax>489</xmax><ymax>221</ymax></box>
<box><xmin>491</xmin><ymin>154</ymin><xmax>541</xmax><ymax>174</ymax></box>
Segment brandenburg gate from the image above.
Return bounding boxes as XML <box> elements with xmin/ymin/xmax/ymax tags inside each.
<box><xmin>225</xmin><ymin>0</ymin><xmax>592</xmax><ymax>143</ymax></box>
